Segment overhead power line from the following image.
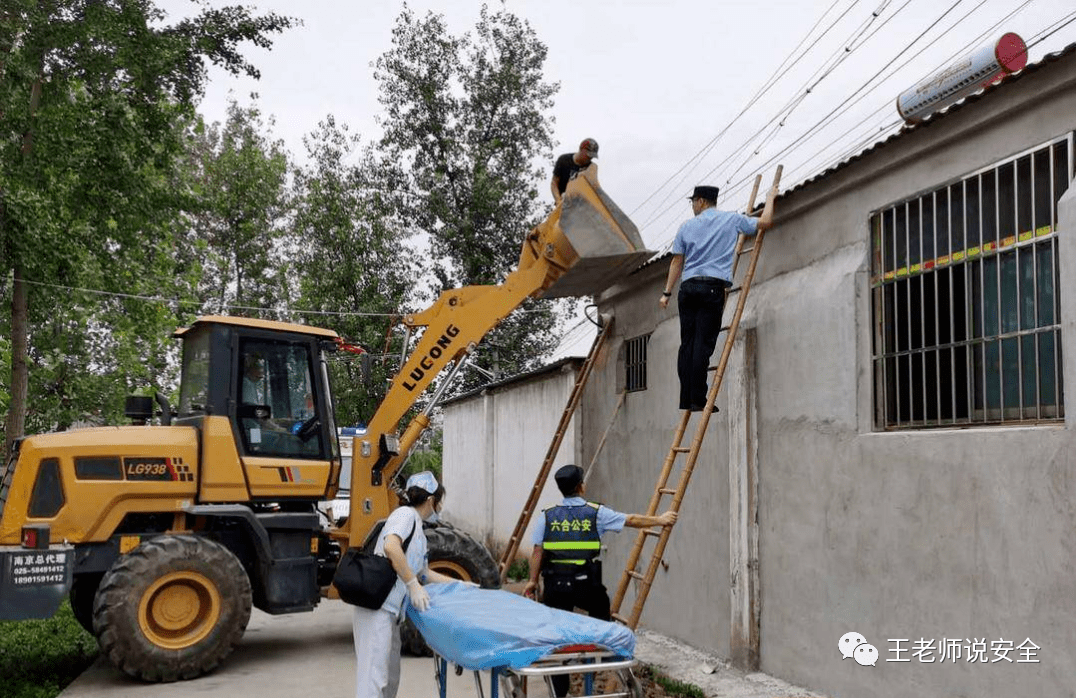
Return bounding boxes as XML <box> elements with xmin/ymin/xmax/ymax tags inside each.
<box><xmin>641</xmin><ymin>0</ymin><xmax>927</xmax><ymax>243</ymax></box>
<box><xmin>627</xmin><ymin>0</ymin><xmax>852</xmax><ymax>222</ymax></box>
<box><xmin>709</xmin><ymin>0</ymin><xmax>1040</xmax><ymax>216</ymax></box>
<box><xmin>703</xmin><ymin>0</ymin><xmax>971</xmax><ymax>200</ymax></box>
<box><xmin>1024</xmin><ymin>8</ymin><xmax>1076</xmax><ymax>49</ymax></box>
<box><xmin>651</xmin><ymin>0</ymin><xmax>1050</xmax><ymax>252</ymax></box>
<box><xmin>16</xmin><ymin>278</ymin><xmax>400</xmax><ymax>318</ymax></box>
<box><xmin>707</xmin><ymin>0</ymin><xmax>905</xmax><ymax>191</ymax></box>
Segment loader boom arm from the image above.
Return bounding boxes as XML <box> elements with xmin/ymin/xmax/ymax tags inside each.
<box><xmin>346</xmin><ymin>166</ymin><xmax>650</xmax><ymax>546</ymax></box>
<box><xmin>346</xmin><ymin>205</ymin><xmax>571</xmax><ymax>545</ymax></box>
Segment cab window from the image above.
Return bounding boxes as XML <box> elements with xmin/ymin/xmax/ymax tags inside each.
<box><xmin>178</xmin><ymin>330</ymin><xmax>210</xmax><ymax>415</ymax></box>
<box><xmin>238</xmin><ymin>340</ymin><xmax>323</xmax><ymax>458</ymax></box>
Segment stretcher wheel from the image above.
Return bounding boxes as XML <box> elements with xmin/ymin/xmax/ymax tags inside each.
<box><xmin>499</xmin><ymin>672</ymin><xmax>525</xmax><ymax>698</ymax></box>
<box><xmin>622</xmin><ymin>668</ymin><xmax>644</xmax><ymax>698</ymax></box>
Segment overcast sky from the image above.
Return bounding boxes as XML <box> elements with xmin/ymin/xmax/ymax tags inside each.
<box><xmin>157</xmin><ymin>0</ymin><xmax>1076</xmax><ymax>357</ymax></box>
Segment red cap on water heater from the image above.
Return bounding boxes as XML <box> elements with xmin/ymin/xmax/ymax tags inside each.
<box><xmin>995</xmin><ymin>32</ymin><xmax>1028</xmax><ymax>74</ymax></box>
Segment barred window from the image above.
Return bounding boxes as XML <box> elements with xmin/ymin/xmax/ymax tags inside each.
<box><xmin>625</xmin><ymin>334</ymin><xmax>651</xmax><ymax>392</ymax></box>
<box><xmin>871</xmin><ymin>134</ymin><xmax>1073</xmax><ymax>429</ymax></box>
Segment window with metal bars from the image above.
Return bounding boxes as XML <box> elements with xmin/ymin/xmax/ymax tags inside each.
<box><xmin>870</xmin><ymin>133</ymin><xmax>1073</xmax><ymax>429</ymax></box>
<box><xmin>624</xmin><ymin>334</ymin><xmax>650</xmax><ymax>392</ymax></box>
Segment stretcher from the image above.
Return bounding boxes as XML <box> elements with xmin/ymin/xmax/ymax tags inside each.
<box><xmin>407</xmin><ymin>584</ymin><xmax>643</xmax><ymax>698</ymax></box>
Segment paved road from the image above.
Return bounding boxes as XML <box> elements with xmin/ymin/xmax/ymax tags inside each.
<box><xmin>60</xmin><ymin>597</ymin><xmax>821</xmax><ymax>698</ymax></box>
<box><xmin>60</xmin><ymin>599</ymin><xmax>481</xmax><ymax>698</ymax></box>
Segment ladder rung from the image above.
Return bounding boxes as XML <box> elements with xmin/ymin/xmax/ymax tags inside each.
<box><xmin>659</xmin><ymin>487</ymin><xmax>677</xmax><ymax>495</ymax></box>
<box><xmin>611</xmin><ymin>613</ymin><xmax>629</xmax><ymax>624</ymax></box>
<box><xmin>727</xmin><ymin>285</ymin><xmax>742</xmax><ymax>294</ymax></box>
<box><xmin>643</xmin><ymin>528</ymin><xmax>662</xmax><ymax>537</ymax></box>
<box><xmin>627</xmin><ymin>570</ymin><xmax>644</xmax><ymax>580</ymax></box>
<box><xmin>738</xmin><ymin>245</ymin><xmax>755</xmax><ymax>255</ymax></box>
<box><xmin>673</xmin><ymin>447</ymin><xmax>690</xmax><ymax>453</ymax></box>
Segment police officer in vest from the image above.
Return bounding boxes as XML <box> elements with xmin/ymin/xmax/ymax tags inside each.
<box><xmin>523</xmin><ymin>464</ymin><xmax>677</xmax><ymax>696</ymax></box>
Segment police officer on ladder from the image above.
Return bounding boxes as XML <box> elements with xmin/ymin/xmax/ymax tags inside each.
<box><xmin>523</xmin><ymin>464</ymin><xmax>677</xmax><ymax>696</ymax></box>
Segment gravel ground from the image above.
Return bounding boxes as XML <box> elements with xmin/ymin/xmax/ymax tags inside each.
<box><xmin>555</xmin><ymin>628</ymin><xmax>826</xmax><ymax>698</ymax></box>
<box><xmin>630</xmin><ymin>629</ymin><xmax>827</xmax><ymax>698</ymax></box>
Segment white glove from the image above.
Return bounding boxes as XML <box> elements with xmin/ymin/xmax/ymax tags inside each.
<box><xmin>406</xmin><ymin>578</ymin><xmax>430</xmax><ymax>612</ymax></box>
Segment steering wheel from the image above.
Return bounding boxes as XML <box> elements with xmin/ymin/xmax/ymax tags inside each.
<box><xmin>293</xmin><ymin>416</ymin><xmax>320</xmax><ymax>442</ymax></box>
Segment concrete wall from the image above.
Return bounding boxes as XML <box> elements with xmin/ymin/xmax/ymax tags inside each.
<box><xmin>581</xmin><ymin>55</ymin><xmax>1076</xmax><ymax>698</ymax></box>
<box><xmin>582</xmin><ymin>260</ymin><xmax>735</xmax><ymax>657</ymax></box>
<box><xmin>439</xmin><ymin>51</ymin><xmax>1076</xmax><ymax>698</ymax></box>
<box><xmin>442</xmin><ymin>363</ymin><xmax>582</xmax><ymax>556</ymax></box>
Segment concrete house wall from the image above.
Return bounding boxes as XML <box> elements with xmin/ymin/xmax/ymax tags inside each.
<box><xmin>441</xmin><ymin>359</ymin><xmax>584</xmax><ymax>555</ymax></box>
<box><xmin>439</xmin><ymin>46</ymin><xmax>1076</xmax><ymax>698</ymax></box>
<box><xmin>584</xmin><ymin>48</ymin><xmax>1076</xmax><ymax>698</ymax></box>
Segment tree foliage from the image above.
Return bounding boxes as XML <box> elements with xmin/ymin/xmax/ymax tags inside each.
<box><xmin>291</xmin><ymin>116</ymin><xmax>418</xmax><ymax>426</ymax></box>
<box><xmin>187</xmin><ymin>98</ymin><xmax>291</xmax><ymax>315</ymax></box>
<box><xmin>0</xmin><ymin>1</ymin><xmax>569</xmax><ymax>453</ymax></box>
<box><xmin>372</xmin><ymin>4</ymin><xmax>565</xmax><ymax>388</ymax></box>
<box><xmin>0</xmin><ymin>0</ymin><xmax>295</xmax><ymax>452</ymax></box>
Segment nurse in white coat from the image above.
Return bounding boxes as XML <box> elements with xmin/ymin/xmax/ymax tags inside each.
<box><xmin>352</xmin><ymin>471</ymin><xmax>459</xmax><ymax>698</ymax></box>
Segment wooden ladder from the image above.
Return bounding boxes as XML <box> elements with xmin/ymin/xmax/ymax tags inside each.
<box><xmin>497</xmin><ymin>315</ymin><xmax>615</xmax><ymax>582</ymax></box>
<box><xmin>610</xmin><ymin>167</ymin><xmax>781</xmax><ymax>629</ymax></box>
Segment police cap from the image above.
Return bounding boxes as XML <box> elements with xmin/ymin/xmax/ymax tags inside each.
<box><xmin>554</xmin><ymin>464</ymin><xmax>585</xmax><ymax>495</ymax></box>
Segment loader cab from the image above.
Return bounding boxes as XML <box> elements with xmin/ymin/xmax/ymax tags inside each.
<box><xmin>174</xmin><ymin>317</ymin><xmax>343</xmax><ymax>498</ymax></box>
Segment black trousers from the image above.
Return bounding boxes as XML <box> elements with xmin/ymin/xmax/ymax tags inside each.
<box><xmin>541</xmin><ymin>576</ymin><xmax>611</xmax><ymax>697</ymax></box>
<box><xmin>677</xmin><ymin>277</ymin><xmax>730</xmax><ymax>410</ymax></box>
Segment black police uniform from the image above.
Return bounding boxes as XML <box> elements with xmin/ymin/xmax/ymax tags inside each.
<box><xmin>540</xmin><ymin>500</ymin><xmax>611</xmax><ymax>697</ymax></box>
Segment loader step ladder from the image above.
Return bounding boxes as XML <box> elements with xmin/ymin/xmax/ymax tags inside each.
<box><xmin>498</xmin><ymin>315</ymin><xmax>615</xmax><ymax>582</ymax></box>
<box><xmin>610</xmin><ymin>167</ymin><xmax>782</xmax><ymax>629</ymax></box>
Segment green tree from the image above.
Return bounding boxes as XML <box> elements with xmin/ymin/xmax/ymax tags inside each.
<box><xmin>0</xmin><ymin>0</ymin><xmax>295</xmax><ymax>455</ymax></box>
<box><xmin>291</xmin><ymin>116</ymin><xmax>418</xmax><ymax>426</ymax></box>
<box><xmin>187</xmin><ymin>97</ymin><xmax>291</xmax><ymax>316</ymax></box>
<box><xmin>372</xmin><ymin>4</ymin><xmax>565</xmax><ymax>390</ymax></box>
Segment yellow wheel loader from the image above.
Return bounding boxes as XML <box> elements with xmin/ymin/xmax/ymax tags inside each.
<box><xmin>0</xmin><ymin>167</ymin><xmax>650</xmax><ymax>681</ymax></box>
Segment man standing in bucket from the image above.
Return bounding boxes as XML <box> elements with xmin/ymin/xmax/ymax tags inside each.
<box><xmin>550</xmin><ymin>138</ymin><xmax>599</xmax><ymax>206</ymax></box>
<box><xmin>659</xmin><ymin>184</ymin><xmax>774</xmax><ymax>411</ymax></box>
<box><xmin>523</xmin><ymin>464</ymin><xmax>677</xmax><ymax>697</ymax></box>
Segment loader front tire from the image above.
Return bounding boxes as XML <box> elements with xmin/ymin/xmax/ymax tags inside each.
<box><xmin>400</xmin><ymin>525</ymin><xmax>499</xmax><ymax>656</ymax></box>
<box><xmin>93</xmin><ymin>534</ymin><xmax>252</xmax><ymax>682</ymax></box>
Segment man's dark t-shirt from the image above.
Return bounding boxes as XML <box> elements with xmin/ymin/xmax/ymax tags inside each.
<box><xmin>552</xmin><ymin>153</ymin><xmax>588</xmax><ymax>196</ymax></box>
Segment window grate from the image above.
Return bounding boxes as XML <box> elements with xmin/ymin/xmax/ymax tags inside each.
<box><xmin>625</xmin><ymin>334</ymin><xmax>651</xmax><ymax>393</ymax></box>
<box><xmin>870</xmin><ymin>133</ymin><xmax>1072</xmax><ymax>429</ymax></box>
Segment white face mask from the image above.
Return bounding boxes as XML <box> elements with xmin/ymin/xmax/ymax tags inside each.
<box><xmin>425</xmin><ymin>510</ymin><xmax>440</xmax><ymax>524</ymax></box>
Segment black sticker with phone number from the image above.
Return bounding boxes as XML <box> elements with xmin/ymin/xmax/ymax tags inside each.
<box><xmin>123</xmin><ymin>457</ymin><xmax>172</xmax><ymax>481</ymax></box>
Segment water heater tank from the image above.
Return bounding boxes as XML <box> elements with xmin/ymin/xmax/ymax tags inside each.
<box><xmin>896</xmin><ymin>33</ymin><xmax>1027</xmax><ymax>123</ymax></box>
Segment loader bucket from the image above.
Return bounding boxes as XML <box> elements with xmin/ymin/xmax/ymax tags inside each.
<box><xmin>540</xmin><ymin>166</ymin><xmax>654</xmax><ymax>299</ymax></box>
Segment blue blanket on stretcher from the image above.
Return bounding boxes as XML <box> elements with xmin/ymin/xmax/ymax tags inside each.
<box><xmin>405</xmin><ymin>583</ymin><xmax>635</xmax><ymax>671</ymax></box>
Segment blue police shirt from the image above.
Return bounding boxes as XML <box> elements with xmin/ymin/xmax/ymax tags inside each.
<box><xmin>672</xmin><ymin>208</ymin><xmax>758</xmax><ymax>282</ymax></box>
<box><xmin>532</xmin><ymin>496</ymin><xmax>627</xmax><ymax>545</ymax></box>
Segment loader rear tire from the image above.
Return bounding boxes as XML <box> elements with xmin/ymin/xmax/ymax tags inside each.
<box><xmin>93</xmin><ymin>534</ymin><xmax>252</xmax><ymax>682</ymax></box>
<box><xmin>400</xmin><ymin>525</ymin><xmax>499</xmax><ymax>656</ymax></box>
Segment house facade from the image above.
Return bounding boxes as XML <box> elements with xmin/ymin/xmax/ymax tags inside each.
<box><xmin>445</xmin><ymin>43</ymin><xmax>1076</xmax><ymax>698</ymax></box>
<box><xmin>583</xmin><ymin>43</ymin><xmax>1076</xmax><ymax>698</ymax></box>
